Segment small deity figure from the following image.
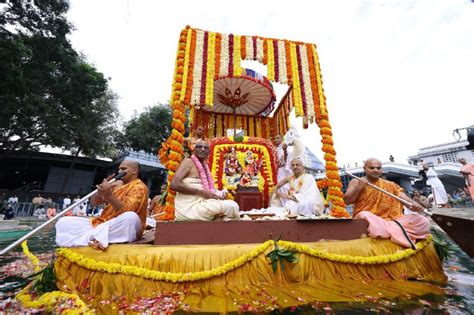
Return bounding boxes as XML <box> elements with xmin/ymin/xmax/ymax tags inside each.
<box><xmin>244</xmin><ymin>150</ymin><xmax>260</xmax><ymax>177</ymax></box>
<box><xmin>224</xmin><ymin>147</ymin><xmax>242</xmax><ymax>176</ymax></box>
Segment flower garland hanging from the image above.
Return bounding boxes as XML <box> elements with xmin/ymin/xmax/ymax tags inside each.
<box><xmin>21</xmin><ymin>240</ymin><xmax>42</xmax><ymax>272</ymax></box>
<box><xmin>319</xmin><ymin>119</ymin><xmax>349</xmax><ymax>218</ymax></box>
<box><xmin>56</xmin><ymin>236</ymin><xmax>432</xmax><ymax>283</ymax></box>
<box><xmin>159</xmin><ymin>26</ymin><xmax>190</xmax><ymax>221</ymax></box>
<box><xmin>163</xmin><ymin>27</ymin><xmax>352</xmax><ymax>219</ymax></box>
<box><xmin>191</xmin><ymin>154</ymin><xmax>215</xmax><ymax>192</ymax></box>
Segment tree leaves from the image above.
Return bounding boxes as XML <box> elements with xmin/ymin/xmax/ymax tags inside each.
<box><xmin>118</xmin><ymin>104</ymin><xmax>172</xmax><ymax>155</ymax></box>
<box><xmin>0</xmin><ymin>1</ymin><xmax>120</xmax><ymax>157</ymax></box>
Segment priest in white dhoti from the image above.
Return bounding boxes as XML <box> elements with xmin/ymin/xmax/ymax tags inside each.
<box><xmin>171</xmin><ymin>140</ymin><xmax>239</xmax><ymax>221</ymax></box>
<box><xmin>424</xmin><ymin>165</ymin><xmax>448</xmax><ymax>207</ymax></box>
<box><xmin>55</xmin><ymin>160</ymin><xmax>148</xmax><ymax>250</ymax></box>
<box><xmin>273</xmin><ymin>158</ymin><xmax>324</xmax><ymax>216</ymax></box>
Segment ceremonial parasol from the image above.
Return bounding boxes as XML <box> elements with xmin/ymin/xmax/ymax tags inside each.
<box><xmin>199</xmin><ymin>69</ymin><xmax>276</xmax><ymax>135</ymax></box>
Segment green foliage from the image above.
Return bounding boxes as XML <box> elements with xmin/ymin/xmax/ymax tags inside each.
<box><xmin>119</xmin><ymin>104</ymin><xmax>172</xmax><ymax>154</ymax></box>
<box><xmin>30</xmin><ymin>262</ymin><xmax>58</xmax><ymax>295</ymax></box>
<box><xmin>0</xmin><ymin>1</ymin><xmax>120</xmax><ymax>158</ymax></box>
<box><xmin>430</xmin><ymin>228</ymin><xmax>454</xmax><ymax>262</ymax></box>
<box><xmin>234</xmin><ymin>136</ymin><xmax>244</xmax><ymax>143</ymax></box>
<box><xmin>266</xmin><ymin>235</ymin><xmax>298</xmax><ymax>273</ymax></box>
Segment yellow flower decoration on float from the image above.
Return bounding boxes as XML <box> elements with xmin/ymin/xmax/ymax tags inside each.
<box><xmin>211</xmin><ymin>141</ymin><xmax>276</xmax><ymax>190</ymax></box>
<box><xmin>56</xmin><ymin>236</ymin><xmax>432</xmax><ymax>283</ymax></box>
<box><xmin>21</xmin><ymin>240</ymin><xmax>42</xmax><ymax>272</ymax></box>
<box><xmin>16</xmin><ymin>285</ymin><xmax>91</xmax><ymax>314</ymax></box>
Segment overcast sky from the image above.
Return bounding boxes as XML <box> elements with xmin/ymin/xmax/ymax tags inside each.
<box><xmin>66</xmin><ymin>0</ymin><xmax>474</xmax><ymax>166</ymax></box>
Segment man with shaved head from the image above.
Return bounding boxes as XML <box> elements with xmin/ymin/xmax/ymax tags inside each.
<box><xmin>273</xmin><ymin>158</ymin><xmax>324</xmax><ymax>216</ymax></box>
<box><xmin>56</xmin><ymin>160</ymin><xmax>148</xmax><ymax>250</ymax></box>
<box><xmin>344</xmin><ymin>158</ymin><xmax>430</xmax><ymax>248</ymax></box>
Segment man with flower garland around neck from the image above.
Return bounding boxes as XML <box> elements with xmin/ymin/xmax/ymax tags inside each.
<box><xmin>55</xmin><ymin>160</ymin><xmax>148</xmax><ymax>251</ymax></box>
<box><xmin>273</xmin><ymin>158</ymin><xmax>324</xmax><ymax>216</ymax></box>
<box><xmin>344</xmin><ymin>158</ymin><xmax>430</xmax><ymax>248</ymax></box>
<box><xmin>171</xmin><ymin>140</ymin><xmax>239</xmax><ymax>221</ymax></box>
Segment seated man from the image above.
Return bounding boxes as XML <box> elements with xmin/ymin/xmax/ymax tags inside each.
<box><xmin>171</xmin><ymin>140</ymin><xmax>239</xmax><ymax>221</ymax></box>
<box><xmin>273</xmin><ymin>158</ymin><xmax>324</xmax><ymax>216</ymax></box>
<box><xmin>412</xmin><ymin>190</ymin><xmax>430</xmax><ymax>209</ymax></box>
<box><xmin>55</xmin><ymin>160</ymin><xmax>148</xmax><ymax>250</ymax></box>
<box><xmin>344</xmin><ymin>158</ymin><xmax>429</xmax><ymax>248</ymax></box>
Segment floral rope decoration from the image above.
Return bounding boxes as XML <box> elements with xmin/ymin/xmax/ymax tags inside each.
<box><xmin>16</xmin><ymin>284</ymin><xmax>92</xmax><ymax>315</ymax></box>
<box><xmin>56</xmin><ymin>236</ymin><xmax>432</xmax><ymax>283</ymax></box>
<box><xmin>191</xmin><ymin>154</ymin><xmax>215</xmax><ymax>192</ymax></box>
<box><xmin>159</xmin><ymin>26</ymin><xmax>190</xmax><ymax>221</ymax></box>
<box><xmin>208</xmin><ymin>136</ymin><xmax>277</xmax><ymax>205</ymax></box>
<box><xmin>21</xmin><ymin>240</ymin><xmax>42</xmax><ymax>272</ymax></box>
<box><xmin>319</xmin><ymin>118</ymin><xmax>349</xmax><ymax>218</ymax></box>
<box><xmin>163</xmin><ymin>27</ymin><xmax>350</xmax><ymax>217</ymax></box>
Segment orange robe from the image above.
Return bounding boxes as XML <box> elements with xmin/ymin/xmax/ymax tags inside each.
<box><xmin>92</xmin><ymin>179</ymin><xmax>148</xmax><ymax>236</ymax></box>
<box><xmin>352</xmin><ymin>178</ymin><xmax>430</xmax><ymax>248</ymax></box>
<box><xmin>352</xmin><ymin>178</ymin><xmax>404</xmax><ymax>220</ymax></box>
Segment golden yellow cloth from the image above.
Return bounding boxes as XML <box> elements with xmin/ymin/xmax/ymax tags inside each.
<box><xmin>92</xmin><ymin>179</ymin><xmax>148</xmax><ymax>235</ymax></box>
<box><xmin>55</xmin><ymin>238</ymin><xmax>446</xmax><ymax>313</ymax></box>
<box><xmin>353</xmin><ymin>178</ymin><xmax>404</xmax><ymax>219</ymax></box>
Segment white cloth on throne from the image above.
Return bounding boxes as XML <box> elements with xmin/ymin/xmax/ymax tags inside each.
<box><xmin>55</xmin><ymin>211</ymin><xmax>141</xmax><ymax>248</ymax></box>
<box><xmin>281</xmin><ymin>174</ymin><xmax>324</xmax><ymax>216</ymax></box>
<box><xmin>175</xmin><ymin>178</ymin><xmax>239</xmax><ymax>221</ymax></box>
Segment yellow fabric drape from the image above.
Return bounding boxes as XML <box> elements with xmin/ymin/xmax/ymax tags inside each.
<box><xmin>55</xmin><ymin>238</ymin><xmax>446</xmax><ymax>313</ymax></box>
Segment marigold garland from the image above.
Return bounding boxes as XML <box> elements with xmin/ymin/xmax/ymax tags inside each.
<box><xmin>208</xmin><ymin>136</ymin><xmax>277</xmax><ymax>205</ymax></box>
<box><xmin>162</xmin><ymin>27</ymin><xmax>351</xmax><ymax>219</ymax></box>
<box><xmin>16</xmin><ymin>285</ymin><xmax>92</xmax><ymax>315</ymax></box>
<box><xmin>17</xmin><ymin>242</ymin><xmax>92</xmax><ymax>314</ymax></box>
<box><xmin>56</xmin><ymin>236</ymin><xmax>432</xmax><ymax>283</ymax></box>
<box><xmin>21</xmin><ymin>240</ymin><xmax>42</xmax><ymax>273</ymax></box>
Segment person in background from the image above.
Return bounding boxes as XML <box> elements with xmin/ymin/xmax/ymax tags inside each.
<box><xmin>412</xmin><ymin>190</ymin><xmax>430</xmax><ymax>209</ymax></box>
<box><xmin>62</xmin><ymin>195</ymin><xmax>71</xmax><ymax>210</ymax></box>
<box><xmin>459</xmin><ymin>158</ymin><xmax>474</xmax><ymax>199</ymax></box>
<box><xmin>424</xmin><ymin>164</ymin><xmax>449</xmax><ymax>207</ymax></box>
<box><xmin>47</xmin><ymin>204</ymin><xmax>57</xmax><ymax>220</ymax></box>
<box><xmin>8</xmin><ymin>194</ymin><xmax>18</xmax><ymax>205</ymax></box>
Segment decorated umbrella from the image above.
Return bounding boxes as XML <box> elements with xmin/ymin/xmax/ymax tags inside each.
<box><xmin>200</xmin><ymin>69</ymin><xmax>276</xmax><ymax>135</ymax></box>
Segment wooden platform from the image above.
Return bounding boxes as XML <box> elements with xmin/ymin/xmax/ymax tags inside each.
<box><xmin>154</xmin><ymin>219</ymin><xmax>368</xmax><ymax>245</ymax></box>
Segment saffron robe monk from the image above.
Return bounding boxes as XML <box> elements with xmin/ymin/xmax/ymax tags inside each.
<box><xmin>171</xmin><ymin>140</ymin><xmax>239</xmax><ymax>221</ymax></box>
<box><xmin>344</xmin><ymin>158</ymin><xmax>430</xmax><ymax>248</ymax></box>
<box><xmin>55</xmin><ymin>160</ymin><xmax>148</xmax><ymax>250</ymax></box>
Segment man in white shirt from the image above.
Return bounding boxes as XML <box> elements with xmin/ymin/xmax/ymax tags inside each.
<box><xmin>62</xmin><ymin>195</ymin><xmax>71</xmax><ymax>210</ymax></box>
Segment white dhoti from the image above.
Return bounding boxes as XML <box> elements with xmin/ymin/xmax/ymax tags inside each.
<box><xmin>281</xmin><ymin>173</ymin><xmax>325</xmax><ymax>216</ymax></box>
<box><xmin>55</xmin><ymin>211</ymin><xmax>141</xmax><ymax>248</ymax></box>
<box><xmin>175</xmin><ymin>178</ymin><xmax>239</xmax><ymax>221</ymax></box>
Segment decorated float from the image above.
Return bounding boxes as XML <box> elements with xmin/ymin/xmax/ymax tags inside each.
<box><xmin>16</xmin><ymin>26</ymin><xmax>447</xmax><ymax>313</ymax></box>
